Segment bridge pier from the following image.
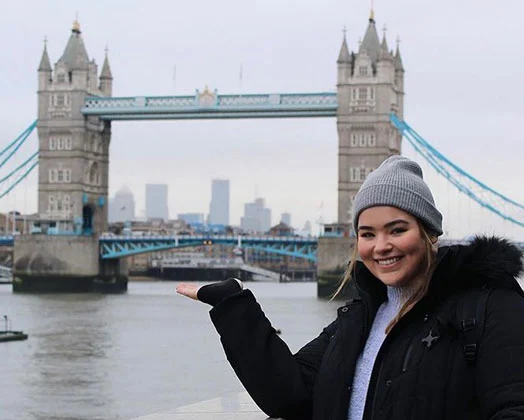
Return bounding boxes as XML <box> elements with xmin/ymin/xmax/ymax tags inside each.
<box><xmin>316</xmin><ymin>235</ymin><xmax>358</xmax><ymax>299</ymax></box>
<box><xmin>12</xmin><ymin>235</ymin><xmax>127</xmax><ymax>293</ymax></box>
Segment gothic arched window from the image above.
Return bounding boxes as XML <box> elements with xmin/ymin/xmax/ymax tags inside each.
<box><xmin>89</xmin><ymin>162</ymin><xmax>100</xmax><ymax>185</ymax></box>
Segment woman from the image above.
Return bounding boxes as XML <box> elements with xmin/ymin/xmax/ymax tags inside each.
<box><xmin>177</xmin><ymin>156</ymin><xmax>524</xmax><ymax>420</ymax></box>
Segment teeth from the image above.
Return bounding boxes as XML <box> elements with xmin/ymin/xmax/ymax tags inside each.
<box><xmin>377</xmin><ymin>257</ymin><xmax>401</xmax><ymax>265</ymax></box>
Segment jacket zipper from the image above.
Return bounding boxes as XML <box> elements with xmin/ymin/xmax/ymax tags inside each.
<box><xmin>401</xmin><ymin>339</ymin><xmax>415</xmax><ymax>373</ymax></box>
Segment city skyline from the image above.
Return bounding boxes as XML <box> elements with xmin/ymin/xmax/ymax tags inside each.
<box><xmin>0</xmin><ymin>1</ymin><xmax>523</xmax><ymax>240</ymax></box>
<box><xmin>107</xmin><ymin>181</ymin><xmax>298</xmax><ymax>229</ymax></box>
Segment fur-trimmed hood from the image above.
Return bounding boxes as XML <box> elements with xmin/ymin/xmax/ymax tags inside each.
<box><xmin>430</xmin><ymin>235</ymin><xmax>524</xmax><ymax>300</ymax></box>
<box><xmin>354</xmin><ymin>235</ymin><xmax>524</xmax><ymax>304</ymax></box>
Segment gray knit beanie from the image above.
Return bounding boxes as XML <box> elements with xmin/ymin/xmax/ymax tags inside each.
<box><xmin>352</xmin><ymin>155</ymin><xmax>443</xmax><ymax>236</ymax></box>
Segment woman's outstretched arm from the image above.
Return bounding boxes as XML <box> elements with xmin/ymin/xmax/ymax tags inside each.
<box><xmin>177</xmin><ymin>280</ymin><xmax>336</xmax><ymax>420</ymax></box>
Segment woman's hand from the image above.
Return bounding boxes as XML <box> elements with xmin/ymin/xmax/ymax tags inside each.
<box><xmin>176</xmin><ymin>283</ymin><xmax>200</xmax><ymax>301</ymax></box>
<box><xmin>176</xmin><ymin>278</ymin><xmax>243</xmax><ymax>306</ymax></box>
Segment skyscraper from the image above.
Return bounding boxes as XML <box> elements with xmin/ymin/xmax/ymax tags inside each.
<box><xmin>280</xmin><ymin>212</ymin><xmax>292</xmax><ymax>227</ymax></box>
<box><xmin>240</xmin><ymin>198</ymin><xmax>271</xmax><ymax>233</ymax></box>
<box><xmin>145</xmin><ymin>184</ymin><xmax>169</xmax><ymax>221</ymax></box>
<box><xmin>109</xmin><ymin>186</ymin><xmax>135</xmax><ymax>223</ymax></box>
<box><xmin>208</xmin><ymin>179</ymin><xmax>230</xmax><ymax>226</ymax></box>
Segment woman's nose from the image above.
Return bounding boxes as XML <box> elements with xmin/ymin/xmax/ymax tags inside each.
<box><xmin>374</xmin><ymin>234</ymin><xmax>393</xmax><ymax>253</ymax></box>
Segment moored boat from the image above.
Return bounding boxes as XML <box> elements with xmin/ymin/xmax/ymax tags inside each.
<box><xmin>0</xmin><ymin>330</ymin><xmax>28</xmax><ymax>342</ymax></box>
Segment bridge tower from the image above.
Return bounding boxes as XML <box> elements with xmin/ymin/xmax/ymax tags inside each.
<box><xmin>336</xmin><ymin>12</ymin><xmax>404</xmax><ymax>228</ymax></box>
<box><xmin>37</xmin><ymin>19</ymin><xmax>112</xmax><ymax>234</ymax></box>
<box><xmin>12</xmin><ymin>20</ymin><xmax>126</xmax><ymax>293</ymax></box>
<box><xmin>318</xmin><ymin>12</ymin><xmax>405</xmax><ymax>298</ymax></box>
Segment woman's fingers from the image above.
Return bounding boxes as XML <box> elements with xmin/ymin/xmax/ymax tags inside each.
<box><xmin>176</xmin><ymin>283</ymin><xmax>200</xmax><ymax>301</ymax></box>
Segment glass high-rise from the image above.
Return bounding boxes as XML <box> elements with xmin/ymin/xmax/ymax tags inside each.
<box><xmin>109</xmin><ymin>186</ymin><xmax>136</xmax><ymax>223</ymax></box>
<box><xmin>145</xmin><ymin>184</ymin><xmax>169</xmax><ymax>221</ymax></box>
<box><xmin>208</xmin><ymin>179</ymin><xmax>230</xmax><ymax>226</ymax></box>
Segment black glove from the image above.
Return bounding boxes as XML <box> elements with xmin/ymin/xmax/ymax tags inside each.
<box><xmin>197</xmin><ymin>278</ymin><xmax>243</xmax><ymax>306</ymax></box>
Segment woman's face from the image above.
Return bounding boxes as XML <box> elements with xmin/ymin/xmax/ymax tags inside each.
<box><xmin>357</xmin><ymin>206</ymin><xmax>428</xmax><ymax>288</ymax></box>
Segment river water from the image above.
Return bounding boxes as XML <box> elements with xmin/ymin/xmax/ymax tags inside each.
<box><xmin>0</xmin><ymin>281</ymin><xmax>339</xmax><ymax>420</ymax></box>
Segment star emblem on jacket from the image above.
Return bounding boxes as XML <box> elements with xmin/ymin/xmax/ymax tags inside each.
<box><xmin>421</xmin><ymin>329</ymin><xmax>440</xmax><ymax>348</ymax></box>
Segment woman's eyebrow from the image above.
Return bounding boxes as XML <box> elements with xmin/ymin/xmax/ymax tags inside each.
<box><xmin>358</xmin><ymin>219</ymin><xmax>409</xmax><ymax>231</ymax></box>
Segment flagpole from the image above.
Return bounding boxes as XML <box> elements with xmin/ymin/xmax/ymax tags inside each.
<box><xmin>173</xmin><ymin>65</ymin><xmax>177</xmax><ymax>95</ymax></box>
<box><xmin>239</xmin><ymin>63</ymin><xmax>243</xmax><ymax>97</ymax></box>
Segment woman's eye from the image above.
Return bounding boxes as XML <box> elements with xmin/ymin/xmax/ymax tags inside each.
<box><xmin>359</xmin><ymin>232</ymin><xmax>374</xmax><ymax>238</ymax></box>
<box><xmin>391</xmin><ymin>228</ymin><xmax>406</xmax><ymax>234</ymax></box>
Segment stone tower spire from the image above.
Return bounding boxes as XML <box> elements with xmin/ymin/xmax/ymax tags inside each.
<box><xmin>336</xmin><ymin>13</ymin><xmax>404</xmax><ymax>226</ymax></box>
<box><xmin>337</xmin><ymin>33</ymin><xmax>351</xmax><ymax>63</ymax></box>
<box><xmin>38</xmin><ymin>39</ymin><xmax>52</xmax><ymax>90</ymax></box>
<box><xmin>337</xmin><ymin>30</ymin><xmax>352</xmax><ymax>87</ymax></box>
<box><xmin>378</xmin><ymin>31</ymin><xmax>393</xmax><ymax>61</ymax></box>
<box><xmin>58</xmin><ymin>20</ymin><xmax>89</xmax><ymax>70</ymax></box>
<box><xmin>359</xmin><ymin>16</ymin><xmax>381</xmax><ymax>63</ymax></box>
<box><xmin>99</xmin><ymin>48</ymin><xmax>113</xmax><ymax>96</ymax></box>
<box><xmin>394</xmin><ymin>39</ymin><xmax>404</xmax><ymax>72</ymax></box>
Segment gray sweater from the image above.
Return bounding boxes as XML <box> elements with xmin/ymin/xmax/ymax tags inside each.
<box><xmin>347</xmin><ymin>286</ymin><xmax>413</xmax><ymax>420</ymax></box>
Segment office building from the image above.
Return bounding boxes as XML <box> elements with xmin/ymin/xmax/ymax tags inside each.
<box><xmin>208</xmin><ymin>179</ymin><xmax>230</xmax><ymax>226</ymax></box>
<box><xmin>145</xmin><ymin>184</ymin><xmax>169</xmax><ymax>221</ymax></box>
<box><xmin>280</xmin><ymin>212</ymin><xmax>292</xmax><ymax>227</ymax></box>
<box><xmin>241</xmin><ymin>198</ymin><xmax>271</xmax><ymax>233</ymax></box>
<box><xmin>108</xmin><ymin>186</ymin><xmax>135</xmax><ymax>223</ymax></box>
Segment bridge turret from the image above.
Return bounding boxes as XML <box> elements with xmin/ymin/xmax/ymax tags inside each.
<box><xmin>38</xmin><ymin>40</ymin><xmax>52</xmax><ymax>91</ymax></box>
<box><xmin>99</xmin><ymin>50</ymin><xmax>113</xmax><ymax>96</ymax></box>
<box><xmin>337</xmin><ymin>34</ymin><xmax>352</xmax><ymax>81</ymax></box>
<box><xmin>337</xmin><ymin>34</ymin><xmax>352</xmax><ymax>116</ymax></box>
<box><xmin>394</xmin><ymin>41</ymin><xmax>405</xmax><ymax>116</ymax></box>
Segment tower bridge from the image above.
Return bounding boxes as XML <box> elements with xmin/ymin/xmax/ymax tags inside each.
<box><xmin>7</xmin><ymin>13</ymin><xmax>522</xmax><ymax>293</ymax></box>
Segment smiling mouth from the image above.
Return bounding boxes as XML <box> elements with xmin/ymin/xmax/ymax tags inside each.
<box><xmin>376</xmin><ymin>257</ymin><xmax>402</xmax><ymax>266</ymax></box>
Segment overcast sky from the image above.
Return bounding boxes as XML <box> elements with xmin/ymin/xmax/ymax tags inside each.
<box><xmin>0</xmin><ymin>0</ymin><xmax>523</xmax><ymax>240</ymax></box>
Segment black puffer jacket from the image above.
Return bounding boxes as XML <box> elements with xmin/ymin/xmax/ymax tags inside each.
<box><xmin>209</xmin><ymin>236</ymin><xmax>524</xmax><ymax>420</ymax></box>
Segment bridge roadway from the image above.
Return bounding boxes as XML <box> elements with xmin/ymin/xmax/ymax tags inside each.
<box><xmin>1</xmin><ymin>235</ymin><xmax>522</xmax><ymax>263</ymax></box>
<box><xmin>82</xmin><ymin>92</ymin><xmax>338</xmax><ymax>120</ymax></box>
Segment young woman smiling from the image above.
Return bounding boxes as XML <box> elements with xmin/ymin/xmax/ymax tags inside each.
<box><xmin>177</xmin><ymin>156</ymin><xmax>524</xmax><ymax>420</ymax></box>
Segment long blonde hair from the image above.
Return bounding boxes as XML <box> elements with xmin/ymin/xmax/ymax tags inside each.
<box><xmin>333</xmin><ymin>220</ymin><xmax>437</xmax><ymax>334</ymax></box>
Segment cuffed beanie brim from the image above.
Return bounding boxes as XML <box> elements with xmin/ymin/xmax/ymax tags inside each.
<box><xmin>352</xmin><ymin>156</ymin><xmax>443</xmax><ymax>236</ymax></box>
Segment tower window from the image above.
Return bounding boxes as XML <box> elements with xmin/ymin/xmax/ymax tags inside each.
<box><xmin>68</xmin><ymin>72</ymin><xmax>73</xmax><ymax>83</ymax></box>
<box><xmin>57</xmin><ymin>74</ymin><xmax>65</xmax><ymax>83</ymax></box>
<box><xmin>358</xmin><ymin>88</ymin><xmax>368</xmax><ymax>100</ymax></box>
<box><xmin>350</xmin><ymin>133</ymin><xmax>358</xmax><ymax>147</ymax></box>
<box><xmin>55</xmin><ymin>94</ymin><xmax>65</xmax><ymax>107</ymax></box>
<box><xmin>359</xmin><ymin>66</ymin><xmax>368</xmax><ymax>76</ymax></box>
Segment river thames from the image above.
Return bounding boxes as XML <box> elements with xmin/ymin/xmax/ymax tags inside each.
<box><xmin>0</xmin><ymin>281</ymin><xmax>339</xmax><ymax>420</ymax></box>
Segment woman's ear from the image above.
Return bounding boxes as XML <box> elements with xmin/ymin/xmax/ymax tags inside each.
<box><xmin>430</xmin><ymin>235</ymin><xmax>439</xmax><ymax>253</ymax></box>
